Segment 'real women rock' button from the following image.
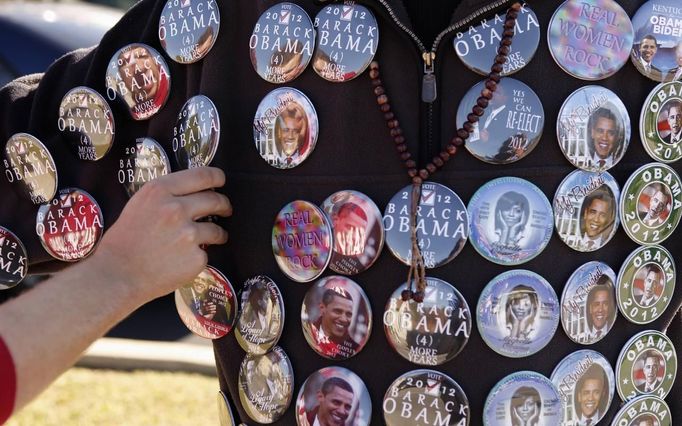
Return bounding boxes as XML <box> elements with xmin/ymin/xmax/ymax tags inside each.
<box><xmin>172</xmin><ymin>94</ymin><xmax>220</xmax><ymax>169</ymax></box>
<box><xmin>159</xmin><ymin>0</ymin><xmax>220</xmax><ymax>64</ymax></box>
<box><xmin>235</xmin><ymin>275</ymin><xmax>285</xmax><ymax>355</ymax></box>
<box><xmin>58</xmin><ymin>87</ymin><xmax>115</xmax><ymax>161</ymax></box>
<box><xmin>4</xmin><ymin>133</ymin><xmax>58</xmax><ymax>205</ymax></box>
<box><xmin>0</xmin><ymin>226</ymin><xmax>28</xmax><ymax>290</ymax></box>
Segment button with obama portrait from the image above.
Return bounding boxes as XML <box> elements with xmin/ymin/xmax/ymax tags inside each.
<box><xmin>217</xmin><ymin>391</ymin><xmax>237</xmax><ymax>426</ymax></box>
<box><xmin>616</xmin><ymin>245</ymin><xmax>676</xmax><ymax>325</ymax></box>
<box><xmin>295</xmin><ymin>366</ymin><xmax>371</xmax><ymax>426</ymax></box>
<box><xmin>119</xmin><ymin>137</ymin><xmax>171</xmax><ymax>198</ymax></box>
<box><xmin>57</xmin><ymin>87</ymin><xmax>115</xmax><ymax>161</ymax></box>
<box><xmin>550</xmin><ymin>350</ymin><xmax>615</xmax><ymax>426</ymax></box>
<box><xmin>640</xmin><ymin>81</ymin><xmax>682</xmax><ymax>163</ymax></box>
<box><xmin>553</xmin><ymin>170</ymin><xmax>620</xmax><ymax>252</ymax></box>
<box><xmin>557</xmin><ymin>86</ymin><xmax>631</xmax><ymax>171</ymax></box>
<box><xmin>250</xmin><ymin>3</ymin><xmax>315</xmax><ymax>84</ymax></box>
<box><xmin>611</xmin><ymin>395</ymin><xmax>672</xmax><ymax>426</ymax></box>
<box><xmin>36</xmin><ymin>188</ymin><xmax>104</xmax><ymax>262</ymax></box>
<box><xmin>159</xmin><ymin>0</ymin><xmax>219</xmax><ymax>64</ymax></box>
<box><xmin>4</xmin><ymin>133</ymin><xmax>58</xmax><ymax>205</ymax></box>
<box><xmin>235</xmin><ymin>275</ymin><xmax>285</xmax><ymax>355</ymax></box>
<box><xmin>620</xmin><ymin>163</ymin><xmax>682</xmax><ymax>245</ymax></box>
<box><xmin>615</xmin><ymin>330</ymin><xmax>677</xmax><ymax>401</ymax></box>
<box><xmin>321</xmin><ymin>190</ymin><xmax>384</xmax><ymax>275</ymax></box>
<box><xmin>0</xmin><ymin>226</ymin><xmax>27</xmax><ymax>290</ymax></box>
<box><xmin>172</xmin><ymin>94</ymin><xmax>220</xmax><ymax>169</ymax></box>
<box><xmin>253</xmin><ymin>87</ymin><xmax>319</xmax><ymax>169</ymax></box>
<box><xmin>483</xmin><ymin>371</ymin><xmax>562</xmax><ymax>426</ymax></box>
<box><xmin>174</xmin><ymin>265</ymin><xmax>238</xmax><ymax>339</ymax></box>
<box><xmin>477</xmin><ymin>270</ymin><xmax>559</xmax><ymax>358</ymax></box>
<box><xmin>105</xmin><ymin>43</ymin><xmax>171</xmax><ymax>120</ymax></box>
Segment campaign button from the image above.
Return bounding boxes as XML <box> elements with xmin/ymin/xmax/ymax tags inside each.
<box><xmin>159</xmin><ymin>0</ymin><xmax>219</xmax><ymax>64</ymax></box>
<box><xmin>172</xmin><ymin>94</ymin><xmax>220</xmax><ymax>169</ymax></box>
<box><xmin>547</xmin><ymin>0</ymin><xmax>634</xmax><ymax>80</ymax></box>
<box><xmin>236</xmin><ymin>275</ymin><xmax>285</xmax><ymax>355</ymax></box>
<box><xmin>619</xmin><ymin>163</ymin><xmax>682</xmax><ymax>245</ymax></box>
<box><xmin>383</xmin><ymin>369</ymin><xmax>469</xmax><ymax>426</ymax></box>
<box><xmin>105</xmin><ymin>43</ymin><xmax>171</xmax><ymax>120</ymax></box>
<box><xmin>616</xmin><ymin>245</ymin><xmax>676</xmax><ymax>325</ymax></box>
<box><xmin>0</xmin><ymin>226</ymin><xmax>28</xmax><ymax>290</ymax></box>
<box><xmin>456</xmin><ymin>78</ymin><xmax>544</xmax><ymax>164</ymax></box>
<box><xmin>174</xmin><ymin>265</ymin><xmax>238</xmax><ymax>339</ymax></box>
<box><xmin>272</xmin><ymin>200</ymin><xmax>332</xmax><ymax>283</ymax></box>
<box><xmin>118</xmin><ymin>137</ymin><xmax>171</xmax><ymax>198</ymax></box>
<box><xmin>611</xmin><ymin>394</ymin><xmax>672</xmax><ymax>426</ymax></box>
<box><xmin>250</xmin><ymin>3</ymin><xmax>314</xmax><ymax>84</ymax></box>
<box><xmin>217</xmin><ymin>391</ymin><xmax>237</xmax><ymax>426</ymax></box>
<box><xmin>4</xmin><ymin>133</ymin><xmax>58</xmax><ymax>205</ymax></box>
<box><xmin>615</xmin><ymin>330</ymin><xmax>677</xmax><ymax>401</ymax></box>
<box><xmin>253</xmin><ymin>87</ymin><xmax>319</xmax><ymax>169</ymax></box>
<box><xmin>58</xmin><ymin>87</ymin><xmax>115</xmax><ymax>161</ymax></box>
<box><xmin>557</xmin><ymin>85</ymin><xmax>631</xmax><ymax>171</ymax></box>
<box><xmin>238</xmin><ymin>346</ymin><xmax>293</xmax><ymax>424</ymax></box>
<box><xmin>640</xmin><ymin>81</ymin><xmax>682</xmax><ymax>163</ymax></box>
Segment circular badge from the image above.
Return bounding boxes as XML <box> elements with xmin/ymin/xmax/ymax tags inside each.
<box><xmin>4</xmin><ymin>133</ymin><xmax>58</xmax><ymax>204</ymax></box>
<box><xmin>483</xmin><ymin>371</ymin><xmax>562</xmax><ymax>426</ymax></box>
<box><xmin>383</xmin><ymin>369</ymin><xmax>470</xmax><ymax>426</ymax></box>
<box><xmin>57</xmin><ymin>86</ymin><xmax>115</xmax><ymax>161</ymax></box>
<box><xmin>383</xmin><ymin>182</ymin><xmax>468</xmax><ymax>269</ymax></box>
<box><xmin>236</xmin><ymin>275</ymin><xmax>285</xmax><ymax>355</ymax></box>
<box><xmin>620</xmin><ymin>163</ymin><xmax>682</xmax><ymax>244</ymax></box>
<box><xmin>456</xmin><ymin>78</ymin><xmax>544</xmax><ymax>164</ymax></box>
<box><xmin>217</xmin><ymin>391</ymin><xmax>237</xmax><ymax>426</ymax></box>
<box><xmin>477</xmin><ymin>270</ymin><xmax>559</xmax><ymax>358</ymax></box>
<box><xmin>557</xmin><ymin>85</ymin><xmax>631</xmax><ymax>171</ymax></box>
<box><xmin>560</xmin><ymin>261</ymin><xmax>617</xmax><ymax>344</ymax></box>
<box><xmin>118</xmin><ymin>137</ymin><xmax>171</xmax><ymax>198</ymax></box>
<box><xmin>468</xmin><ymin>177</ymin><xmax>553</xmax><ymax>265</ymax></box>
<box><xmin>238</xmin><ymin>346</ymin><xmax>293</xmax><ymax>424</ymax></box>
<box><xmin>550</xmin><ymin>350</ymin><xmax>615</xmax><ymax>426</ymax></box>
<box><xmin>295</xmin><ymin>366</ymin><xmax>371</xmax><ymax>426</ymax></box>
<box><xmin>553</xmin><ymin>170</ymin><xmax>620</xmax><ymax>252</ymax></box>
<box><xmin>253</xmin><ymin>87</ymin><xmax>319</xmax><ymax>169</ymax></box>
<box><xmin>312</xmin><ymin>3</ymin><xmax>378</xmax><ymax>82</ymax></box>
<box><xmin>640</xmin><ymin>81</ymin><xmax>682</xmax><ymax>163</ymax></box>
<box><xmin>272</xmin><ymin>200</ymin><xmax>332</xmax><ymax>283</ymax></box>
<box><xmin>383</xmin><ymin>277</ymin><xmax>471</xmax><ymax>366</ymax></box>
<box><xmin>611</xmin><ymin>394</ymin><xmax>672</xmax><ymax>426</ymax></box>
<box><xmin>321</xmin><ymin>190</ymin><xmax>384</xmax><ymax>275</ymax></box>
<box><xmin>617</xmin><ymin>245</ymin><xmax>676</xmax><ymax>325</ymax></box>
<box><xmin>172</xmin><ymin>94</ymin><xmax>220</xmax><ymax>169</ymax></box>
<box><xmin>105</xmin><ymin>43</ymin><xmax>171</xmax><ymax>120</ymax></box>
<box><xmin>36</xmin><ymin>188</ymin><xmax>104</xmax><ymax>262</ymax></box>
<box><xmin>454</xmin><ymin>4</ymin><xmax>540</xmax><ymax>76</ymax></box>
<box><xmin>174</xmin><ymin>265</ymin><xmax>238</xmax><ymax>339</ymax></box>
<box><xmin>630</xmin><ymin>0</ymin><xmax>682</xmax><ymax>82</ymax></box>
<box><xmin>159</xmin><ymin>0</ymin><xmax>219</xmax><ymax>64</ymax></box>
<box><xmin>0</xmin><ymin>226</ymin><xmax>27</xmax><ymax>290</ymax></box>
<box><xmin>250</xmin><ymin>2</ymin><xmax>314</xmax><ymax>84</ymax></box>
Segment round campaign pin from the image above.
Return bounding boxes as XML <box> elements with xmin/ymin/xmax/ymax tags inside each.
<box><xmin>36</xmin><ymin>188</ymin><xmax>104</xmax><ymax>262</ymax></box>
<box><xmin>4</xmin><ymin>133</ymin><xmax>58</xmax><ymax>204</ymax></box>
<box><xmin>553</xmin><ymin>170</ymin><xmax>620</xmax><ymax>252</ymax></box>
<box><xmin>159</xmin><ymin>0</ymin><xmax>219</xmax><ymax>64</ymax></box>
<box><xmin>477</xmin><ymin>270</ymin><xmax>559</xmax><ymax>358</ymax></box>
<box><xmin>295</xmin><ymin>366</ymin><xmax>371</xmax><ymax>426</ymax></box>
<box><xmin>560</xmin><ymin>261</ymin><xmax>617</xmax><ymax>344</ymax></box>
<box><xmin>550</xmin><ymin>350</ymin><xmax>615</xmax><ymax>426</ymax></box>
<box><xmin>238</xmin><ymin>346</ymin><xmax>293</xmax><ymax>424</ymax></box>
<box><xmin>483</xmin><ymin>371</ymin><xmax>562</xmax><ymax>426</ymax></box>
<box><xmin>630</xmin><ymin>0</ymin><xmax>682</xmax><ymax>82</ymax></box>
<box><xmin>174</xmin><ymin>265</ymin><xmax>238</xmax><ymax>339</ymax></box>
<box><xmin>548</xmin><ymin>0</ymin><xmax>634</xmax><ymax>80</ymax></box>
<box><xmin>302</xmin><ymin>276</ymin><xmax>372</xmax><ymax>360</ymax></box>
<box><xmin>468</xmin><ymin>177</ymin><xmax>553</xmax><ymax>265</ymax></box>
<box><xmin>250</xmin><ymin>2</ymin><xmax>315</xmax><ymax>84</ymax></box>
<box><xmin>383</xmin><ymin>182</ymin><xmax>468</xmax><ymax>269</ymax></box>
<box><xmin>312</xmin><ymin>3</ymin><xmax>378</xmax><ymax>82</ymax></box>
<box><xmin>615</xmin><ymin>330</ymin><xmax>677</xmax><ymax>400</ymax></box>
<box><xmin>611</xmin><ymin>394</ymin><xmax>672</xmax><ymax>426</ymax></box>
<box><xmin>616</xmin><ymin>245</ymin><xmax>675</xmax><ymax>325</ymax></box>
<box><xmin>384</xmin><ymin>277</ymin><xmax>471</xmax><ymax>366</ymax></box>
<box><xmin>640</xmin><ymin>81</ymin><xmax>682</xmax><ymax>163</ymax></box>
<box><xmin>321</xmin><ymin>190</ymin><xmax>384</xmax><ymax>275</ymax></box>
<box><xmin>217</xmin><ymin>391</ymin><xmax>237</xmax><ymax>426</ymax></box>
<box><xmin>118</xmin><ymin>137</ymin><xmax>171</xmax><ymax>198</ymax></box>
<box><xmin>456</xmin><ymin>78</ymin><xmax>544</xmax><ymax>164</ymax></box>
<box><xmin>619</xmin><ymin>163</ymin><xmax>682</xmax><ymax>245</ymax></box>
<box><xmin>172</xmin><ymin>94</ymin><xmax>220</xmax><ymax>169</ymax></box>
<box><xmin>253</xmin><ymin>87</ymin><xmax>319</xmax><ymax>169</ymax></box>
<box><xmin>0</xmin><ymin>226</ymin><xmax>28</xmax><ymax>290</ymax></box>
<box><xmin>105</xmin><ymin>43</ymin><xmax>171</xmax><ymax>120</ymax></box>
<box><xmin>235</xmin><ymin>275</ymin><xmax>285</xmax><ymax>355</ymax></box>
<box><xmin>272</xmin><ymin>200</ymin><xmax>332</xmax><ymax>283</ymax></box>
<box><xmin>383</xmin><ymin>369</ymin><xmax>470</xmax><ymax>426</ymax></box>
<box><xmin>454</xmin><ymin>4</ymin><xmax>540</xmax><ymax>76</ymax></box>
<box><xmin>57</xmin><ymin>86</ymin><xmax>115</xmax><ymax>161</ymax></box>
<box><xmin>557</xmin><ymin>85</ymin><xmax>631</xmax><ymax>171</ymax></box>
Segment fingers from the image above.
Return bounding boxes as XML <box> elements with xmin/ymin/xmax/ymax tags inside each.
<box><xmin>193</xmin><ymin>221</ymin><xmax>229</xmax><ymax>246</ymax></box>
<box><xmin>160</xmin><ymin>167</ymin><xmax>226</xmax><ymax>196</ymax></box>
<box><xmin>181</xmin><ymin>190</ymin><xmax>233</xmax><ymax>220</ymax></box>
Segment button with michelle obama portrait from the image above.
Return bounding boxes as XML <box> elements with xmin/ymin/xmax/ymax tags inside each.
<box><xmin>617</xmin><ymin>245</ymin><xmax>675</xmax><ymax>325</ymax></box>
<box><xmin>118</xmin><ymin>138</ymin><xmax>171</xmax><ymax>198</ymax></box>
<box><xmin>0</xmin><ymin>226</ymin><xmax>27</xmax><ymax>290</ymax></box>
<box><xmin>640</xmin><ymin>81</ymin><xmax>682</xmax><ymax>163</ymax></box>
<box><xmin>253</xmin><ymin>87</ymin><xmax>319</xmax><ymax>169</ymax></box>
<box><xmin>4</xmin><ymin>133</ymin><xmax>58</xmax><ymax>205</ymax></box>
<box><xmin>58</xmin><ymin>87</ymin><xmax>115</xmax><ymax>161</ymax></box>
<box><xmin>235</xmin><ymin>275</ymin><xmax>285</xmax><ymax>355</ymax></box>
<box><xmin>172</xmin><ymin>94</ymin><xmax>220</xmax><ymax>169</ymax></box>
<box><xmin>611</xmin><ymin>395</ymin><xmax>672</xmax><ymax>426</ymax></box>
<box><xmin>158</xmin><ymin>0</ymin><xmax>220</xmax><ymax>64</ymax></box>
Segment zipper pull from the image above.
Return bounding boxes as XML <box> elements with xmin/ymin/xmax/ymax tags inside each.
<box><xmin>421</xmin><ymin>51</ymin><xmax>437</xmax><ymax>103</ymax></box>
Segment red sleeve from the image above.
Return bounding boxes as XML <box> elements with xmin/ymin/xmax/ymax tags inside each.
<box><xmin>0</xmin><ymin>334</ymin><xmax>16</xmax><ymax>425</ymax></box>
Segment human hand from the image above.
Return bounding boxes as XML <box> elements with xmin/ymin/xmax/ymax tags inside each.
<box><xmin>201</xmin><ymin>300</ymin><xmax>218</xmax><ymax>320</ymax></box>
